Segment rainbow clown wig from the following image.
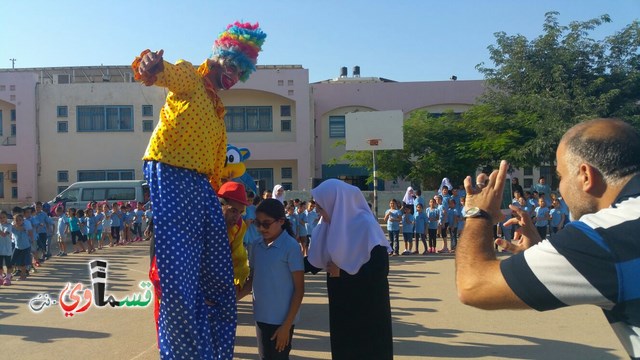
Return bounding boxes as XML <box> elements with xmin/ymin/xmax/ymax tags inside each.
<box><xmin>213</xmin><ymin>22</ymin><xmax>267</xmax><ymax>82</ymax></box>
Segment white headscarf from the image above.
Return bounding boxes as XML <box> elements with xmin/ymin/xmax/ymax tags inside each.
<box><xmin>272</xmin><ymin>184</ymin><xmax>285</xmax><ymax>204</ymax></box>
<box><xmin>439</xmin><ymin>177</ymin><xmax>453</xmax><ymax>195</ymax></box>
<box><xmin>402</xmin><ymin>186</ymin><xmax>415</xmax><ymax>205</ymax></box>
<box><xmin>309</xmin><ymin>179</ymin><xmax>391</xmax><ymax>275</ymax></box>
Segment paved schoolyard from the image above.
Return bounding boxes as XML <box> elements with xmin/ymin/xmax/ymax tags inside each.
<box><xmin>0</xmin><ymin>241</ymin><xmax>626</xmax><ymax>359</ymax></box>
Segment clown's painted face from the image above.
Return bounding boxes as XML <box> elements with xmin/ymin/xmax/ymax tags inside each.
<box><xmin>207</xmin><ymin>57</ymin><xmax>242</xmax><ymax>91</ymax></box>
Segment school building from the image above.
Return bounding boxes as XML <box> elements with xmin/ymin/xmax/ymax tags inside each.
<box><xmin>2</xmin><ymin>62</ymin><xmax>550</xmax><ymax>210</ymax></box>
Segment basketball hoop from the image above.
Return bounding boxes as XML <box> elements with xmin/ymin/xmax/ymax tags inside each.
<box><xmin>367</xmin><ymin>139</ymin><xmax>381</xmax><ymax>146</ymax></box>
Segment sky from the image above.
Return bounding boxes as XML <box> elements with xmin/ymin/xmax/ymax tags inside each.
<box><xmin>2</xmin><ymin>0</ymin><xmax>638</xmax><ymax>83</ymax></box>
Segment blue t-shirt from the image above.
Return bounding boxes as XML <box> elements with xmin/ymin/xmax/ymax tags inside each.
<box><xmin>110</xmin><ymin>210</ymin><xmax>122</xmax><ymax>227</ymax></box>
<box><xmin>286</xmin><ymin>214</ymin><xmax>298</xmax><ymax>237</ymax></box>
<box><xmin>297</xmin><ymin>211</ymin><xmax>308</xmax><ymax>237</ymax></box>
<box><xmin>534</xmin><ymin>206</ymin><xmax>550</xmax><ymax>227</ymax></box>
<box><xmin>385</xmin><ymin>209</ymin><xmax>402</xmax><ymax>231</ymax></box>
<box><xmin>94</xmin><ymin>213</ymin><xmax>105</xmax><ymax>231</ymax></box>
<box><xmin>413</xmin><ymin>197</ymin><xmax>425</xmax><ymax>216</ymax></box>
<box><xmin>0</xmin><ymin>223</ymin><xmax>13</xmax><ymax>256</ymax></box>
<box><xmin>12</xmin><ymin>225</ymin><xmax>31</xmax><ymax>250</ymax></box>
<box><xmin>87</xmin><ymin>215</ymin><xmax>97</xmax><ymax>234</ymax></box>
<box><xmin>144</xmin><ymin>209</ymin><xmax>153</xmax><ymax>221</ymax></box>
<box><xmin>550</xmin><ymin>208</ymin><xmax>563</xmax><ymax>227</ymax></box>
<box><xmin>446</xmin><ymin>207</ymin><xmax>458</xmax><ymax>226</ymax></box>
<box><xmin>242</xmin><ymin>205</ymin><xmax>260</xmax><ymax>246</ymax></box>
<box><xmin>402</xmin><ymin>213</ymin><xmax>414</xmax><ymax>234</ymax></box>
<box><xmin>33</xmin><ymin>211</ymin><xmax>52</xmax><ymax>234</ymax></box>
<box><xmin>437</xmin><ymin>204</ymin><xmax>447</xmax><ymax>224</ymax></box>
<box><xmin>134</xmin><ymin>209</ymin><xmax>144</xmax><ymax>224</ymax></box>
<box><xmin>414</xmin><ymin>212</ymin><xmax>427</xmax><ymax>234</ymax></box>
<box><xmin>68</xmin><ymin>217</ymin><xmax>80</xmax><ymax>232</ymax></box>
<box><xmin>78</xmin><ymin>217</ymin><xmax>88</xmax><ymax>235</ymax></box>
<box><xmin>249</xmin><ymin>230</ymin><xmax>304</xmax><ymax>325</ymax></box>
<box><xmin>305</xmin><ymin>209</ymin><xmax>319</xmax><ymax>235</ymax></box>
<box><xmin>426</xmin><ymin>208</ymin><xmax>441</xmax><ymax>230</ymax></box>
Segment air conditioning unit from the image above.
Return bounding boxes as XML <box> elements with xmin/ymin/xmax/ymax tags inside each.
<box><xmin>57</xmin><ymin>74</ymin><xmax>70</xmax><ymax>84</ymax></box>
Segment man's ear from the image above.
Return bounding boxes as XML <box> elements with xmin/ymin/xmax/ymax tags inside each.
<box><xmin>580</xmin><ymin>163</ymin><xmax>606</xmax><ymax>196</ymax></box>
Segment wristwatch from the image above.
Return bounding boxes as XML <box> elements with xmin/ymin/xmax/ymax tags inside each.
<box><xmin>464</xmin><ymin>207</ymin><xmax>492</xmax><ymax>221</ymax></box>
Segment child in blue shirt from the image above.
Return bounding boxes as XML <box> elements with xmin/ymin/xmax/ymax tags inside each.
<box><xmin>549</xmin><ymin>199</ymin><xmax>565</xmax><ymax>234</ymax></box>
<box><xmin>133</xmin><ymin>202</ymin><xmax>145</xmax><ymax>242</ymax></box>
<box><xmin>54</xmin><ymin>206</ymin><xmax>68</xmax><ymax>256</ymax></box>
<box><xmin>109</xmin><ymin>203</ymin><xmax>123</xmax><ymax>246</ymax></box>
<box><xmin>384</xmin><ymin>199</ymin><xmax>402</xmax><ymax>255</ymax></box>
<box><xmin>304</xmin><ymin>201</ymin><xmax>319</xmax><ymax>242</ymax></box>
<box><xmin>239</xmin><ymin>199</ymin><xmax>304</xmax><ymax>359</ymax></box>
<box><xmin>285</xmin><ymin>205</ymin><xmax>299</xmax><ymax>240</ymax></box>
<box><xmin>533</xmin><ymin>198</ymin><xmax>551</xmax><ymax>239</ymax></box>
<box><xmin>442</xmin><ymin>199</ymin><xmax>458</xmax><ymax>253</ymax></box>
<box><xmin>426</xmin><ymin>199</ymin><xmax>441</xmax><ymax>253</ymax></box>
<box><xmin>413</xmin><ymin>203</ymin><xmax>428</xmax><ymax>254</ymax></box>
<box><xmin>401</xmin><ymin>206</ymin><xmax>414</xmax><ymax>255</ymax></box>
<box><xmin>11</xmin><ymin>214</ymin><xmax>31</xmax><ymax>281</ymax></box>
<box><xmin>85</xmin><ymin>208</ymin><xmax>97</xmax><ymax>254</ymax></box>
<box><xmin>296</xmin><ymin>202</ymin><xmax>308</xmax><ymax>256</ymax></box>
<box><xmin>0</xmin><ymin>211</ymin><xmax>14</xmax><ymax>285</ymax></box>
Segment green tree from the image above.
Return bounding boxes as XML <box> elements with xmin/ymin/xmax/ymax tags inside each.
<box><xmin>475</xmin><ymin>11</ymin><xmax>640</xmax><ymax>166</ymax></box>
<box><xmin>334</xmin><ymin>111</ymin><xmax>478</xmax><ymax>189</ymax></box>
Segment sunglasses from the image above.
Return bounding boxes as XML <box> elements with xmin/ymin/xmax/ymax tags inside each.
<box><xmin>254</xmin><ymin>219</ymin><xmax>279</xmax><ymax>229</ymax></box>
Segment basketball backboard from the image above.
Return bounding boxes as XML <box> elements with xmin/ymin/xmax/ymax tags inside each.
<box><xmin>345</xmin><ymin>110</ymin><xmax>404</xmax><ymax>151</ymax></box>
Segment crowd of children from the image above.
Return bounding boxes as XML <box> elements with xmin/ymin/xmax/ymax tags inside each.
<box><xmin>0</xmin><ymin>200</ymin><xmax>153</xmax><ymax>286</ymax></box>
<box><xmin>386</xmin><ymin>181</ymin><xmax>569</xmax><ymax>256</ymax></box>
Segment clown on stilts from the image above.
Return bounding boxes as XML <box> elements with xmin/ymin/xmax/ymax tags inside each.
<box><xmin>132</xmin><ymin>22</ymin><xmax>266</xmax><ymax>359</ymax></box>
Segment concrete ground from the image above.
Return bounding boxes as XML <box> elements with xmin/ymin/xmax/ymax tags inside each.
<box><xmin>0</xmin><ymin>241</ymin><xmax>627</xmax><ymax>360</ymax></box>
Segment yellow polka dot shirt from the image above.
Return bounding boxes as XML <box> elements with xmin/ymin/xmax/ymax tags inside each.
<box><xmin>141</xmin><ymin>59</ymin><xmax>227</xmax><ymax>190</ymax></box>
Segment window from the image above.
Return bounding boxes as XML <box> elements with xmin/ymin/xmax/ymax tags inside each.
<box><xmin>77</xmin><ymin>169</ymin><xmax>135</xmax><ymax>181</ymax></box>
<box><xmin>11</xmin><ymin>109</ymin><xmax>16</xmax><ymax>121</ymax></box>
<box><xmin>277</xmin><ymin>80</ymin><xmax>284</xmax><ymax>86</ymax></box>
<box><xmin>56</xmin><ymin>188</ymin><xmax>79</xmax><ymax>202</ymax></box>
<box><xmin>0</xmin><ymin>110</ymin><xmax>2</xmax><ymax>136</ymax></box>
<box><xmin>57</xmin><ymin>106</ymin><xmax>68</xmax><ymax>117</ymax></box>
<box><xmin>523</xmin><ymin>167</ymin><xmax>533</xmax><ymax>176</ymax></box>
<box><xmin>57</xmin><ymin>121</ymin><xmax>68</xmax><ymax>133</ymax></box>
<box><xmin>224</xmin><ymin>106</ymin><xmax>272</xmax><ymax>132</ymax></box>
<box><xmin>12</xmin><ymin>187</ymin><xmax>17</xmax><ymax>199</ymax></box>
<box><xmin>57</xmin><ymin>186</ymin><xmax>68</xmax><ymax>194</ymax></box>
<box><xmin>77</xmin><ymin>105</ymin><xmax>133</xmax><ymax>132</ymax></box>
<box><xmin>281</xmin><ymin>182</ymin><xmax>293</xmax><ymax>190</ymax></box>
<box><xmin>288</xmin><ymin>90</ymin><xmax>294</xmax><ymax>96</ymax></box>
<box><xmin>11</xmin><ymin>124</ymin><xmax>16</xmax><ymax>136</ymax></box>
<box><xmin>281</xmin><ymin>167</ymin><xmax>292</xmax><ymax>179</ymax></box>
<box><xmin>58</xmin><ymin>171</ymin><xmax>69</xmax><ymax>182</ymax></box>
<box><xmin>143</xmin><ymin>120</ymin><xmax>154</xmax><ymax>132</ymax></box>
<box><xmin>280</xmin><ymin>105</ymin><xmax>291</xmax><ymax>117</ymax></box>
<box><xmin>329</xmin><ymin>116</ymin><xmax>346</xmax><ymax>138</ymax></box>
<box><xmin>142</xmin><ymin>105</ymin><xmax>153</xmax><ymax>117</ymax></box>
<box><xmin>281</xmin><ymin>120</ymin><xmax>291</xmax><ymax>132</ymax></box>
<box><xmin>287</xmin><ymin>80</ymin><xmax>294</xmax><ymax>86</ymax></box>
<box><xmin>0</xmin><ymin>173</ymin><xmax>3</xmax><ymax>198</ymax></box>
<box><xmin>10</xmin><ymin>171</ymin><xmax>17</xmax><ymax>183</ymax></box>
<box><xmin>0</xmin><ymin>85</ymin><xmax>5</xmax><ymax>91</ymax></box>
<box><xmin>9</xmin><ymin>85</ymin><xmax>15</xmax><ymax>91</ymax></box>
<box><xmin>247</xmin><ymin>168</ymin><xmax>273</xmax><ymax>193</ymax></box>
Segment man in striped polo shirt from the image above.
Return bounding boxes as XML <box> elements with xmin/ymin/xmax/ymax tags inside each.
<box><xmin>456</xmin><ymin>118</ymin><xmax>640</xmax><ymax>359</ymax></box>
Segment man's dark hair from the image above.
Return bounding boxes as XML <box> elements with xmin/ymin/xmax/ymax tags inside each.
<box><xmin>565</xmin><ymin>119</ymin><xmax>640</xmax><ymax>181</ymax></box>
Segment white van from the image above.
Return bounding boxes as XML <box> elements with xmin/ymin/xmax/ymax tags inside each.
<box><xmin>48</xmin><ymin>180</ymin><xmax>150</xmax><ymax>211</ymax></box>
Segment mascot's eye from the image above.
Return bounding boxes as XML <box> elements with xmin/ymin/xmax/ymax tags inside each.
<box><xmin>226</xmin><ymin>149</ymin><xmax>241</xmax><ymax>164</ymax></box>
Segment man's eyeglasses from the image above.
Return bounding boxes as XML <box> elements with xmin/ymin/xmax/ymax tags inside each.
<box><xmin>255</xmin><ymin>219</ymin><xmax>278</xmax><ymax>229</ymax></box>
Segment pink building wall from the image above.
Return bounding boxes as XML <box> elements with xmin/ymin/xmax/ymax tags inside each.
<box><xmin>311</xmin><ymin>79</ymin><xmax>486</xmax><ymax>178</ymax></box>
<box><xmin>0</xmin><ymin>72</ymin><xmax>39</xmax><ymax>202</ymax></box>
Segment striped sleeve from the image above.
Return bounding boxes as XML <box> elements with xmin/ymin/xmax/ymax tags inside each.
<box><xmin>500</xmin><ymin>224</ymin><xmax>618</xmax><ymax>311</ymax></box>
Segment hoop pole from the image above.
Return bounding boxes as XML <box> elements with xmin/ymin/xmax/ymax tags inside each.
<box><xmin>373</xmin><ymin>149</ymin><xmax>378</xmax><ymax>218</ymax></box>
